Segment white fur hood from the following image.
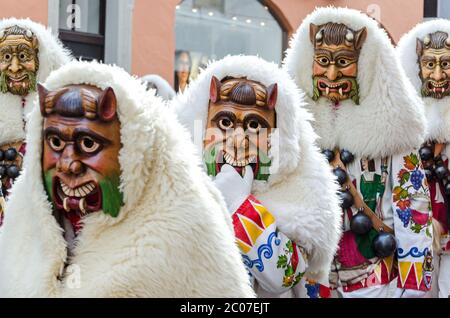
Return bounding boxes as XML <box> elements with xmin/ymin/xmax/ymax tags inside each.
<box><xmin>172</xmin><ymin>55</ymin><xmax>342</xmax><ymax>282</ymax></box>
<box><xmin>0</xmin><ymin>61</ymin><xmax>254</xmax><ymax>298</ymax></box>
<box><xmin>0</xmin><ymin>18</ymin><xmax>71</xmax><ymax>145</ymax></box>
<box><xmin>283</xmin><ymin>7</ymin><xmax>426</xmax><ymax>158</ymax></box>
<box><xmin>397</xmin><ymin>19</ymin><xmax>450</xmax><ymax>143</ymax></box>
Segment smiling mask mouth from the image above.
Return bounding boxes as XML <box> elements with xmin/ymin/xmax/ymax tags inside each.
<box><xmin>52</xmin><ymin>177</ymin><xmax>102</xmax><ymax>214</ymax></box>
<box><xmin>427</xmin><ymin>80</ymin><xmax>450</xmax><ymax>95</ymax></box>
<box><xmin>216</xmin><ymin>150</ymin><xmax>259</xmax><ymax>176</ymax></box>
<box><xmin>317</xmin><ymin>79</ymin><xmax>352</xmax><ymax>97</ymax></box>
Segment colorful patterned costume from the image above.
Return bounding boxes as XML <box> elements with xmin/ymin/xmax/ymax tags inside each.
<box><xmin>284</xmin><ymin>7</ymin><xmax>433</xmax><ymax>297</ymax></box>
<box><xmin>173</xmin><ymin>55</ymin><xmax>342</xmax><ymax>298</ymax></box>
<box><xmin>397</xmin><ymin>19</ymin><xmax>450</xmax><ymax>298</ymax></box>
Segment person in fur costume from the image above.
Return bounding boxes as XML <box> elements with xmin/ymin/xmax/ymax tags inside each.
<box><xmin>140</xmin><ymin>74</ymin><xmax>175</xmax><ymax>101</ymax></box>
<box><xmin>0</xmin><ymin>60</ymin><xmax>255</xmax><ymax>298</ymax></box>
<box><xmin>397</xmin><ymin>19</ymin><xmax>450</xmax><ymax>298</ymax></box>
<box><xmin>284</xmin><ymin>7</ymin><xmax>433</xmax><ymax>298</ymax></box>
<box><xmin>173</xmin><ymin>55</ymin><xmax>342</xmax><ymax>298</ymax></box>
<box><xmin>0</xmin><ymin>18</ymin><xmax>70</xmax><ymax>224</ymax></box>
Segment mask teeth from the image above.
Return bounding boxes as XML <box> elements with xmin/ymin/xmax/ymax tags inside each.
<box><xmin>79</xmin><ymin>197</ymin><xmax>87</xmax><ymax>215</ymax></box>
<box><xmin>63</xmin><ymin>197</ymin><xmax>70</xmax><ymax>212</ymax></box>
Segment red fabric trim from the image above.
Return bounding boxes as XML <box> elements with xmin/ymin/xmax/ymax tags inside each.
<box><xmin>232</xmin><ymin>195</ymin><xmax>258</xmax><ymax>247</ymax></box>
<box><xmin>341</xmin><ymin>260</ymin><xmax>397</xmax><ymax>292</ymax></box>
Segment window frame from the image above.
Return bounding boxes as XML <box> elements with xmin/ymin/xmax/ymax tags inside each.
<box><xmin>58</xmin><ymin>0</ymin><xmax>107</xmax><ymax>61</ymax></box>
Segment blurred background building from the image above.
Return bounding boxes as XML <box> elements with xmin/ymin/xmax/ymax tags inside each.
<box><xmin>0</xmin><ymin>0</ymin><xmax>448</xmax><ymax>90</ymax></box>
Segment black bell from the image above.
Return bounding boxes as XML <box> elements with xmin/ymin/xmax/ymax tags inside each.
<box><xmin>333</xmin><ymin>167</ymin><xmax>347</xmax><ymax>185</ymax></box>
<box><xmin>434</xmin><ymin>165</ymin><xmax>448</xmax><ymax>180</ymax></box>
<box><xmin>424</xmin><ymin>169</ymin><xmax>434</xmax><ymax>181</ymax></box>
<box><xmin>0</xmin><ymin>165</ymin><xmax>5</xmax><ymax>177</ymax></box>
<box><xmin>322</xmin><ymin>149</ymin><xmax>335</xmax><ymax>162</ymax></box>
<box><xmin>6</xmin><ymin>165</ymin><xmax>20</xmax><ymax>179</ymax></box>
<box><xmin>419</xmin><ymin>146</ymin><xmax>433</xmax><ymax>161</ymax></box>
<box><xmin>350</xmin><ymin>210</ymin><xmax>373</xmax><ymax>235</ymax></box>
<box><xmin>372</xmin><ymin>232</ymin><xmax>397</xmax><ymax>258</ymax></box>
<box><xmin>445</xmin><ymin>182</ymin><xmax>450</xmax><ymax>196</ymax></box>
<box><xmin>340</xmin><ymin>149</ymin><xmax>354</xmax><ymax>165</ymax></box>
<box><xmin>0</xmin><ymin>150</ymin><xmax>4</xmax><ymax>161</ymax></box>
<box><xmin>339</xmin><ymin>190</ymin><xmax>354</xmax><ymax>209</ymax></box>
<box><xmin>4</xmin><ymin>148</ymin><xmax>17</xmax><ymax>161</ymax></box>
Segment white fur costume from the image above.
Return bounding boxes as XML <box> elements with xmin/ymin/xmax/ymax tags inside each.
<box><xmin>397</xmin><ymin>19</ymin><xmax>450</xmax><ymax>298</ymax></box>
<box><xmin>173</xmin><ymin>55</ymin><xmax>342</xmax><ymax>298</ymax></box>
<box><xmin>0</xmin><ymin>61</ymin><xmax>255</xmax><ymax>298</ymax></box>
<box><xmin>284</xmin><ymin>7</ymin><xmax>433</xmax><ymax>298</ymax></box>
<box><xmin>0</xmin><ymin>18</ymin><xmax>71</xmax><ymax>146</ymax></box>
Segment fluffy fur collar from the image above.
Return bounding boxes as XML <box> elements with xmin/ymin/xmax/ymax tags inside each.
<box><xmin>172</xmin><ymin>55</ymin><xmax>342</xmax><ymax>281</ymax></box>
<box><xmin>0</xmin><ymin>61</ymin><xmax>254</xmax><ymax>297</ymax></box>
<box><xmin>0</xmin><ymin>18</ymin><xmax>71</xmax><ymax>144</ymax></box>
<box><xmin>397</xmin><ymin>19</ymin><xmax>450</xmax><ymax>143</ymax></box>
<box><xmin>283</xmin><ymin>7</ymin><xmax>426</xmax><ymax>159</ymax></box>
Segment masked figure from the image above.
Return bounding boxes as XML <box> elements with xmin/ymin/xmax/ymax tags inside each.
<box><xmin>0</xmin><ymin>61</ymin><xmax>254</xmax><ymax>297</ymax></box>
<box><xmin>140</xmin><ymin>74</ymin><xmax>175</xmax><ymax>101</ymax></box>
<box><xmin>0</xmin><ymin>19</ymin><xmax>70</xmax><ymax>225</ymax></box>
<box><xmin>173</xmin><ymin>55</ymin><xmax>342</xmax><ymax>298</ymax></box>
<box><xmin>284</xmin><ymin>7</ymin><xmax>433</xmax><ymax>298</ymax></box>
<box><xmin>397</xmin><ymin>19</ymin><xmax>450</xmax><ymax>298</ymax></box>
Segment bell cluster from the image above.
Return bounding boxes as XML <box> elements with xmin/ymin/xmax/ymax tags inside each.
<box><xmin>420</xmin><ymin>145</ymin><xmax>450</xmax><ymax>192</ymax></box>
<box><xmin>0</xmin><ymin>148</ymin><xmax>21</xmax><ymax>180</ymax></box>
<box><xmin>323</xmin><ymin>148</ymin><xmax>397</xmax><ymax>258</ymax></box>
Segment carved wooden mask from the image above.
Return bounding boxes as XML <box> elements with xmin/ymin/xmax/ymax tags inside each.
<box><xmin>204</xmin><ymin>76</ymin><xmax>277</xmax><ymax>180</ymax></box>
<box><xmin>39</xmin><ymin>84</ymin><xmax>123</xmax><ymax>218</ymax></box>
<box><xmin>310</xmin><ymin>22</ymin><xmax>367</xmax><ymax>105</ymax></box>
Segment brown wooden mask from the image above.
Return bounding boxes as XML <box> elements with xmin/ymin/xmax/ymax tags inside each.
<box><xmin>204</xmin><ymin>76</ymin><xmax>277</xmax><ymax>180</ymax></box>
<box><xmin>39</xmin><ymin>84</ymin><xmax>123</xmax><ymax>218</ymax></box>
<box><xmin>0</xmin><ymin>25</ymin><xmax>39</xmax><ymax>96</ymax></box>
<box><xmin>310</xmin><ymin>22</ymin><xmax>367</xmax><ymax>105</ymax></box>
<box><xmin>417</xmin><ymin>31</ymin><xmax>450</xmax><ymax>99</ymax></box>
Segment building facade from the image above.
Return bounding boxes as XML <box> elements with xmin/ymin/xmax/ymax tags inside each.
<box><xmin>0</xmin><ymin>0</ymin><xmax>447</xmax><ymax>89</ymax></box>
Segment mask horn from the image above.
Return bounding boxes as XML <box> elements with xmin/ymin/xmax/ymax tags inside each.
<box><xmin>416</xmin><ymin>38</ymin><xmax>424</xmax><ymax>57</ymax></box>
<box><xmin>38</xmin><ymin>83</ymin><xmax>48</xmax><ymax>116</ymax></box>
<box><xmin>97</xmin><ymin>87</ymin><xmax>117</xmax><ymax>122</ymax></box>
<box><xmin>266</xmin><ymin>83</ymin><xmax>278</xmax><ymax>110</ymax></box>
<box><xmin>309</xmin><ymin>23</ymin><xmax>320</xmax><ymax>45</ymax></box>
<box><xmin>210</xmin><ymin>76</ymin><xmax>221</xmax><ymax>103</ymax></box>
<box><xmin>354</xmin><ymin>27</ymin><xmax>367</xmax><ymax>51</ymax></box>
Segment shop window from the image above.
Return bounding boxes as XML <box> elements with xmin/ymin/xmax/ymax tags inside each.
<box><xmin>424</xmin><ymin>0</ymin><xmax>450</xmax><ymax>18</ymax></box>
<box><xmin>424</xmin><ymin>0</ymin><xmax>438</xmax><ymax>17</ymax></box>
<box><xmin>174</xmin><ymin>0</ymin><xmax>286</xmax><ymax>93</ymax></box>
<box><xmin>58</xmin><ymin>0</ymin><xmax>106</xmax><ymax>61</ymax></box>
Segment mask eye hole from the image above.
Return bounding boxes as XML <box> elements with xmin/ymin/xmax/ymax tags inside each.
<box><xmin>79</xmin><ymin>136</ymin><xmax>101</xmax><ymax>154</ymax></box>
<box><xmin>47</xmin><ymin>135</ymin><xmax>65</xmax><ymax>152</ymax></box>
<box><xmin>337</xmin><ymin>59</ymin><xmax>350</xmax><ymax>67</ymax></box>
<box><xmin>3</xmin><ymin>53</ymin><xmax>11</xmax><ymax>62</ymax></box>
<box><xmin>315</xmin><ymin>56</ymin><xmax>330</xmax><ymax>66</ymax></box>
<box><xmin>218</xmin><ymin>118</ymin><xmax>233</xmax><ymax>131</ymax></box>
<box><xmin>246</xmin><ymin>119</ymin><xmax>262</xmax><ymax>134</ymax></box>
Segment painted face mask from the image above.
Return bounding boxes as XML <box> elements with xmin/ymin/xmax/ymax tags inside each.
<box><xmin>310</xmin><ymin>22</ymin><xmax>367</xmax><ymax>105</ymax></box>
<box><xmin>204</xmin><ymin>76</ymin><xmax>277</xmax><ymax>181</ymax></box>
<box><xmin>417</xmin><ymin>31</ymin><xmax>450</xmax><ymax>99</ymax></box>
<box><xmin>0</xmin><ymin>25</ymin><xmax>39</xmax><ymax>96</ymax></box>
<box><xmin>39</xmin><ymin>84</ymin><xmax>123</xmax><ymax>219</ymax></box>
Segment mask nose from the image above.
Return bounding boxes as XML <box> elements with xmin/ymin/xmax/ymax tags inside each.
<box><xmin>431</xmin><ymin>65</ymin><xmax>446</xmax><ymax>81</ymax></box>
<box><xmin>325</xmin><ymin>64</ymin><xmax>342</xmax><ymax>81</ymax></box>
<box><xmin>56</xmin><ymin>145</ymin><xmax>86</xmax><ymax>176</ymax></box>
<box><xmin>8</xmin><ymin>56</ymin><xmax>22</xmax><ymax>74</ymax></box>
